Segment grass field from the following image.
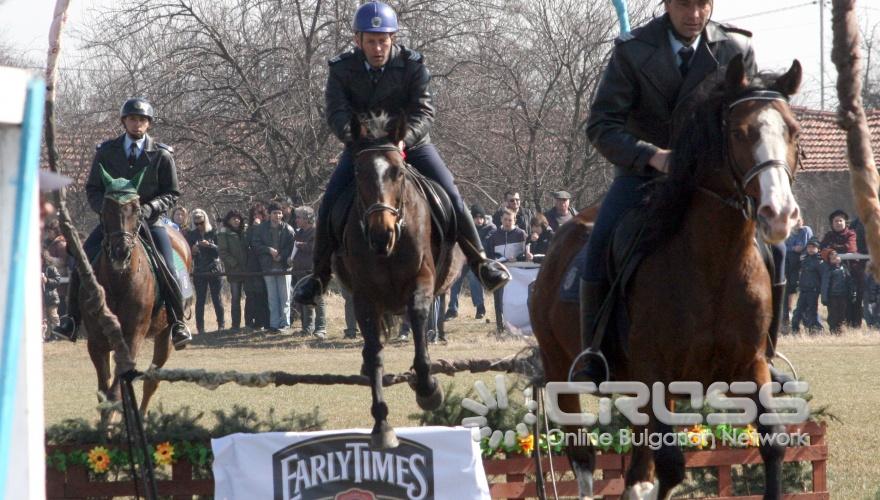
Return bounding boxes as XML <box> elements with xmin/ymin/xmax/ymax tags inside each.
<box><xmin>43</xmin><ymin>292</ymin><xmax>880</xmax><ymax>498</ymax></box>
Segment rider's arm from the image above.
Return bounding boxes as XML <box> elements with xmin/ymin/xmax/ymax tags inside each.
<box><xmin>325</xmin><ymin>65</ymin><xmax>353</xmax><ymax>144</ymax></box>
<box><xmin>586</xmin><ymin>43</ymin><xmax>659</xmax><ymax>174</ymax></box>
<box><xmin>401</xmin><ymin>62</ymin><xmax>435</xmax><ymax>149</ymax></box>
<box><xmin>147</xmin><ymin>150</ymin><xmax>181</xmax><ymax>216</ymax></box>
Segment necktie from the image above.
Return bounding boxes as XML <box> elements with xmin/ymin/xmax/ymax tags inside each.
<box><xmin>678</xmin><ymin>46</ymin><xmax>695</xmax><ymax>78</ymax></box>
<box><xmin>128</xmin><ymin>142</ymin><xmax>139</xmax><ymax>165</ymax></box>
<box><xmin>369</xmin><ymin>68</ymin><xmax>382</xmax><ymax>84</ymax></box>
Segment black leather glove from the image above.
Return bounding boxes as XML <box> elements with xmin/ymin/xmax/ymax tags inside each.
<box><xmin>140</xmin><ymin>203</ymin><xmax>154</xmax><ymax>220</ymax></box>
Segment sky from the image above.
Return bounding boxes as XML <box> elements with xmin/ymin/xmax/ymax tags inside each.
<box><xmin>1</xmin><ymin>0</ymin><xmax>880</xmax><ymax>110</ymax></box>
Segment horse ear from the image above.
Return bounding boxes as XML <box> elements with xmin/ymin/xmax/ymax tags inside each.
<box><xmin>130</xmin><ymin>167</ymin><xmax>146</xmax><ymax>191</ymax></box>
<box><xmin>725</xmin><ymin>54</ymin><xmax>748</xmax><ymax>91</ymax></box>
<box><xmin>773</xmin><ymin>59</ymin><xmax>802</xmax><ymax>97</ymax></box>
<box><xmin>99</xmin><ymin>164</ymin><xmax>114</xmax><ymax>189</ymax></box>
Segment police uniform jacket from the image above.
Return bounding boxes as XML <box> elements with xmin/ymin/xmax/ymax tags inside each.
<box><xmin>85</xmin><ymin>134</ymin><xmax>180</xmax><ymax>222</ymax></box>
<box><xmin>325</xmin><ymin>45</ymin><xmax>434</xmax><ymax>149</ymax></box>
<box><xmin>587</xmin><ymin>15</ymin><xmax>755</xmax><ymax>177</ymax></box>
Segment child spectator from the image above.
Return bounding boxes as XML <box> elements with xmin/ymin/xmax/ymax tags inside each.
<box><xmin>791</xmin><ymin>238</ymin><xmax>823</xmax><ymax>333</ymax></box>
<box><xmin>526</xmin><ymin>214</ymin><xmax>554</xmax><ymax>262</ymax></box>
<box><xmin>485</xmin><ymin>209</ymin><xmax>527</xmax><ymax>333</ymax></box>
<box><xmin>821</xmin><ymin>250</ymin><xmax>854</xmax><ymax>334</ymax></box>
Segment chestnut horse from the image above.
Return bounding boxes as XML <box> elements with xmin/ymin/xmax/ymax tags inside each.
<box><xmin>84</xmin><ymin>168</ymin><xmax>192</xmax><ymax>420</ymax></box>
<box><xmin>333</xmin><ymin>113</ymin><xmax>463</xmax><ymax>449</ymax></box>
<box><xmin>530</xmin><ymin>56</ymin><xmax>803</xmax><ymax>499</ymax></box>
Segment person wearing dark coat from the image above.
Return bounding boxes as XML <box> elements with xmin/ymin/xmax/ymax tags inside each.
<box><xmin>526</xmin><ymin>214</ymin><xmax>554</xmax><ymax>261</ymax></box>
<box><xmin>293</xmin><ymin>1</ymin><xmax>510</xmax><ymax>307</ymax></box>
<box><xmin>291</xmin><ymin>206</ymin><xmax>326</xmax><ymax>338</ymax></box>
<box><xmin>217</xmin><ymin>210</ymin><xmax>249</xmax><ymax>331</ymax></box>
<box><xmin>187</xmin><ymin>209</ymin><xmax>225</xmax><ymax>334</ymax></box>
<box><xmin>54</xmin><ymin>98</ymin><xmax>191</xmax><ymax>349</ymax></box>
<box><xmin>543</xmin><ymin>191</ymin><xmax>576</xmax><ymax>231</ymax></box>
<box><xmin>822</xmin><ymin>250</ymin><xmax>854</xmax><ymax>334</ymax></box>
<box><xmin>578</xmin><ymin>0</ymin><xmax>785</xmax><ymax>384</ymax></box>
<box><xmin>253</xmin><ymin>203</ymin><xmax>296</xmax><ymax>332</ymax></box>
<box><xmin>486</xmin><ymin>209</ymin><xmax>528</xmax><ymax>333</ymax></box>
<box><xmin>791</xmin><ymin>239</ymin><xmax>824</xmax><ymax>333</ymax></box>
<box><xmin>244</xmin><ymin>203</ymin><xmax>270</xmax><ymax>331</ymax></box>
<box><xmin>821</xmin><ymin>209</ymin><xmax>862</xmax><ymax>329</ymax></box>
<box><xmin>42</xmin><ymin>252</ymin><xmax>62</xmax><ymax>335</ymax></box>
<box><xmin>492</xmin><ymin>190</ymin><xmax>534</xmax><ymax>232</ymax></box>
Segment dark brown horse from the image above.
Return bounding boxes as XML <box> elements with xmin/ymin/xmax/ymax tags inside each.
<box><xmin>333</xmin><ymin>112</ymin><xmax>463</xmax><ymax>449</ymax></box>
<box><xmin>531</xmin><ymin>56</ymin><xmax>803</xmax><ymax>499</ymax></box>
<box><xmin>84</xmin><ymin>168</ymin><xmax>192</xmax><ymax>421</ymax></box>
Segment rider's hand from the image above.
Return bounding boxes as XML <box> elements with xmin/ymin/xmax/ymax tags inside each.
<box><xmin>268</xmin><ymin>248</ymin><xmax>278</xmax><ymax>258</ymax></box>
<box><xmin>649</xmin><ymin>149</ymin><xmax>672</xmax><ymax>173</ymax></box>
<box><xmin>139</xmin><ymin>203</ymin><xmax>154</xmax><ymax>220</ymax></box>
<box><xmin>397</xmin><ymin>140</ymin><xmax>405</xmax><ymax>151</ymax></box>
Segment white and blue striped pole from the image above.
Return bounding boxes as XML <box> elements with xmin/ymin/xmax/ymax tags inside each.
<box><xmin>0</xmin><ymin>75</ymin><xmax>46</xmax><ymax>499</ymax></box>
<box><xmin>611</xmin><ymin>0</ymin><xmax>631</xmax><ymax>34</ymax></box>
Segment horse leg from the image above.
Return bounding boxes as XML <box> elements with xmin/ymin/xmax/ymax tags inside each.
<box><xmin>408</xmin><ymin>289</ymin><xmax>443</xmax><ymax>411</ymax></box>
<box><xmin>652</xmin><ymin>420</ymin><xmax>685</xmax><ymax>499</ymax></box>
<box><xmin>356</xmin><ymin>298</ymin><xmax>398</xmax><ymax>449</ymax></box>
<box><xmin>753</xmin><ymin>363</ymin><xmax>785</xmax><ymax>500</ymax></box>
<box><xmin>140</xmin><ymin>315</ymin><xmax>172</xmax><ymax>415</ymax></box>
<box><xmin>624</xmin><ymin>424</ymin><xmax>657</xmax><ymax>500</ymax></box>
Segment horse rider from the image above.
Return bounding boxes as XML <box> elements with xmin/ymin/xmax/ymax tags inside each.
<box><xmin>580</xmin><ymin>0</ymin><xmax>791</xmax><ymax>384</ymax></box>
<box><xmin>293</xmin><ymin>0</ymin><xmax>511</xmax><ymax>305</ymax></box>
<box><xmin>53</xmin><ymin>98</ymin><xmax>193</xmax><ymax>350</ymax></box>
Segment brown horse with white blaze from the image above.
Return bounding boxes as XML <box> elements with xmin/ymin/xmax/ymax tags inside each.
<box><xmin>531</xmin><ymin>56</ymin><xmax>804</xmax><ymax>499</ymax></box>
<box><xmin>84</xmin><ymin>168</ymin><xmax>192</xmax><ymax>421</ymax></box>
<box><xmin>332</xmin><ymin>112</ymin><xmax>463</xmax><ymax>449</ymax></box>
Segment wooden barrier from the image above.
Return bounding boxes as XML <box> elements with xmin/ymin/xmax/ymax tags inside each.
<box><xmin>46</xmin><ymin>422</ymin><xmax>827</xmax><ymax>499</ymax></box>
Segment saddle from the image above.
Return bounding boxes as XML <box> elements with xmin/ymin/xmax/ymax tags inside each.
<box><xmin>138</xmin><ymin>223</ymin><xmax>194</xmax><ymax>306</ymax></box>
<box><xmin>330</xmin><ymin>163</ymin><xmax>457</xmax><ymax>257</ymax></box>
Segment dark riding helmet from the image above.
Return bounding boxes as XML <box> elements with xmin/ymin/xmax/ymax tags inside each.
<box><xmin>352</xmin><ymin>1</ymin><xmax>398</xmax><ymax>33</ymax></box>
<box><xmin>120</xmin><ymin>98</ymin><xmax>155</xmax><ymax>121</ymax></box>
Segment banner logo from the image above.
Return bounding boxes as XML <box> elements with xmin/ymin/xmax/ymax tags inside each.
<box><xmin>272</xmin><ymin>433</ymin><xmax>434</xmax><ymax>500</ymax></box>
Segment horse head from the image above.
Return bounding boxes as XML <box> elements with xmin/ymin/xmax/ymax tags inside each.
<box><xmin>99</xmin><ymin>166</ymin><xmax>144</xmax><ymax>270</ymax></box>
<box><xmin>723</xmin><ymin>55</ymin><xmax>803</xmax><ymax>244</ymax></box>
<box><xmin>351</xmin><ymin>111</ymin><xmax>408</xmax><ymax>256</ymax></box>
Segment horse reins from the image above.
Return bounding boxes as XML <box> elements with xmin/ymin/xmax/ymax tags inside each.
<box><xmin>355</xmin><ymin>144</ymin><xmax>407</xmax><ymax>246</ymax></box>
<box><xmin>102</xmin><ymin>210</ymin><xmax>138</xmax><ymax>269</ymax></box>
<box><xmin>699</xmin><ymin>89</ymin><xmax>802</xmax><ymax>221</ymax></box>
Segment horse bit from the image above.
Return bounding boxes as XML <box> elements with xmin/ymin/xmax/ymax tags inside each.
<box><xmin>355</xmin><ymin>145</ymin><xmax>407</xmax><ymax>245</ymax></box>
<box><xmin>102</xmin><ymin>211</ymin><xmax>139</xmax><ymax>268</ymax></box>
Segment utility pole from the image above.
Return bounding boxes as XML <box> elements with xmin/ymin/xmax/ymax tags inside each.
<box><xmin>820</xmin><ymin>0</ymin><xmax>825</xmax><ymax>110</ymax></box>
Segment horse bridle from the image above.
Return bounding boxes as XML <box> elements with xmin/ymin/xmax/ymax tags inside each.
<box><xmin>354</xmin><ymin>144</ymin><xmax>407</xmax><ymax>246</ymax></box>
<box><xmin>700</xmin><ymin>89</ymin><xmax>802</xmax><ymax>220</ymax></box>
<box><xmin>102</xmin><ymin>206</ymin><xmax>139</xmax><ymax>269</ymax></box>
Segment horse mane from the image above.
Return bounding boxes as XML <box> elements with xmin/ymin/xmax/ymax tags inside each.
<box><xmin>641</xmin><ymin>71</ymin><xmax>788</xmax><ymax>250</ymax></box>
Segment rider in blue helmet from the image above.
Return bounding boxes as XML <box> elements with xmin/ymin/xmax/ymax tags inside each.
<box><xmin>293</xmin><ymin>1</ymin><xmax>511</xmax><ymax>306</ymax></box>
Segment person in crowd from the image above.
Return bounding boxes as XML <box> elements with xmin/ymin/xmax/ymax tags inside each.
<box><xmin>291</xmin><ymin>206</ymin><xmax>326</xmax><ymax>339</ymax></box>
<box><xmin>820</xmin><ymin>209</ymin><xmax>861</xmax><ymax>329</ymax></box>
<box><xmin>445</xmin><ymin>205</ymin><xmax>496</xmax><ymax>320</ymax></box>
<box><xmin>172</xmin><ymin>206</ymin><xmax>189</xmax><ymax>235</ymax></box>
<box><xmin>217</xmin><ymin>209</ymin><xmax>249</xmax><ymax>332</ymax></box>
<box><xmin>42</xmin><ymin>250</ymin><xmax>62</xmax><ymax>337</ymax></box>
<box><xmin>846</xmin><ymin>216</ymin><xmax>868</xmax><ymax>328</ymax></box>
<box><xmin>53</xmin><ymin>97</ymin><xmax>191</xmax><ymax>349</ymax></box>
<box><xmin>486</xmin><ymin>209</ymin><xmax>528</xmax><ymax>333</ymax></box>
<box><xmin>340</xmin><ymin>287</ymin><xmax>360</xmax><ymax>339</ymax></box>
<box><xmin>254</xmin><ymin>202</ymin><xmax>296</xmax><ymax>333</ymax></box>
<box><xmin>188</xmin><ymin>209</ymin><xmax>225</xmax><ymax>334</ymax></box>
<box><xmin>244</xmin><ymin>202</ymin><xmax>271</xmax><ymax>331</ymax></box>
<box><xmin>526</xmin><ymin>213</ymin><xmax>554</xmax><ymax>262</ymax></box>
<box><xmin>783</xmin><ymin>217</ymin><xmax>813</xmax><ymax>330</ymax></box>
<box><xmin>292</xmin><ymin>1</ymin><xmax>510</xmax><ymax>308</ymax></box>
<box><xmin>822</xmin><ymin>250</ymin><xmax>854</xmax><ymax>334</ymax></box>
<box><xmin>543</xmin><ymin>191</ymin><xmax>576</xmax><ymax>231</ymax></box>
<box><xmin>492</xmin><ymin>190</ymin><xmax>533</xmax><ymax>232</ymax></box>
<box><xmin>863</xmin><ymin>264</ymin><xmax>880</xmax><ymax>328</ymax></box>
<box><xmin>43</xmin><ymin>219</ymin><xmax>70</xmax><ymax>315</ymax></box>
<box><xmin>791</xmin><ymin>238</ymin><xmax>824</xmax><ymax>333</ymax></box>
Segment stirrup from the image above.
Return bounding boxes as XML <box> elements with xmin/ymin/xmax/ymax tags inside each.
<box><xmin>568</xmin><ymin>347</ymin><xmax>610</xmax><ymax>384</ymax></box>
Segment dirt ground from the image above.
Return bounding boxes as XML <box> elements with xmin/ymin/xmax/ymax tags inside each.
<box><xmin>43</xmin><ymin>291</ymin><xmax>880</xmax><ymax>498</ymax></box>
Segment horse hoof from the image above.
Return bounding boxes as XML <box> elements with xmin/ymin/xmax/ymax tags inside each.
<box><xmin>416</xmin><ymin>378</ymin><xmax>444</xmax><ymax>411</ymax></box>
<box><xmin>371</xmin><ymin>427</ymin><xmax>399</xmax><ymax>449</ymax></box>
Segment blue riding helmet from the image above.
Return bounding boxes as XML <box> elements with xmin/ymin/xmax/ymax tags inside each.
<box><xmin>352</xmin><ymin>1</ymin><xmax>398</xmax><ymax>33</ymax></box>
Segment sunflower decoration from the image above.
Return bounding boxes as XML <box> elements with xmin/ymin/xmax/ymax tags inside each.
<box><xmin>153</xmin><ymin>442</ymin><xmax>175</xmax><ymax>466</ymax></box>
<box><xmin>517</xmin><ymin>434</ymin><xmax>535</xmax><ymax>455</ymax></box>
<box><xmin>87</xmin><ymin>446</ymin><xmax>111</xmax><ymax>474</ymax></box>
<box><xmin>684</xmin><ymin>424</ymin><xmax>711</xmax><ymax>450</ymax></box>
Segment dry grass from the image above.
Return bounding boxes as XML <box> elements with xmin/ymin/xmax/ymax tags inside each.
<box><xmin>44</xmin><ymin>291</ymin><xmax>880</xmax><ymax>498</ymax></box>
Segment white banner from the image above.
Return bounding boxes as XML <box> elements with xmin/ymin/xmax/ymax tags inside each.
<box><xmin>502</xmin><ymin>264</ymin><xmax>540</xmax><ymax>335</ymax></box>
<box><xmin>212</xmin><ymin>426</ymin><xmax>490</xmax><ymax>500</ymax></box>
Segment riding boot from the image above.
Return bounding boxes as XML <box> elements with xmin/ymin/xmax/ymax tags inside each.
<box><xmin>767</xmin><ymin>282</ymin><xmax>793</xmax><ymax>386</ymax></box>
<box><xmin>53</xmin><ymin>271</ymin><xmax>80</xmax><ymax>342</ymax></box>
<box><xmin>578</xmin><ymin>279</ymin><xmax>610</xmax><ymax>383</ymax></box>
<box><xmin>156</xmin><ymin>256</ymin><xmax>192</xmax><ymax>350</ymax></box>
<box><xmin>293</xmin><ymin>206</ymin><xmax>335</xmax><ymax>306</ymax></box>
<box><xmin>456</xmin><ymin>206</ymin><xmax>510</xmax><ymax>292</ymax></box>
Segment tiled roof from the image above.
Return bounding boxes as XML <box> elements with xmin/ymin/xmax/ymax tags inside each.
<box><xmin>795</xmin><ymin>107</ymin><xmax>880</xmax><ymax>173</ymax></box>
